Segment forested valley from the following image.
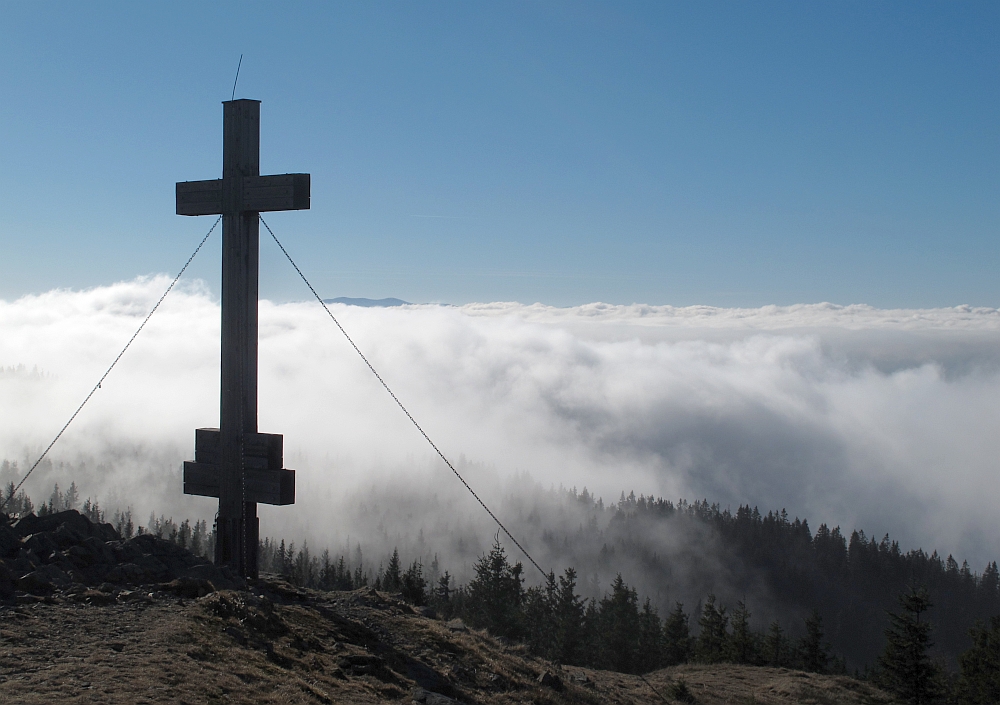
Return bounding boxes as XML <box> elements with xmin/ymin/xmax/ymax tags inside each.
<box><xmin>4</xmin><ymin>468</ymin><xmax>1000</xmax><ymax>703</ymax></box>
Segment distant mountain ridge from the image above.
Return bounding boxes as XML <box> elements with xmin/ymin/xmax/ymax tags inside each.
<box><xmin>322</xmin><ymin>297</ymin><xmax>410</xmax><ymax>307</ymax></box>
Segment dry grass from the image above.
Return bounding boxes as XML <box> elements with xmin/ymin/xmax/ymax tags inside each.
<box><xmin>0</xmin><ymin>577</ymin><xmax>893</xmax><ymax>704</ymax></box>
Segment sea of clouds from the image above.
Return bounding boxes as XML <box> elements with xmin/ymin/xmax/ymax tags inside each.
<box><xmin>2</xmin><ymin>276</ymin><xmax>999</xmax><ymax>573</ymax></box>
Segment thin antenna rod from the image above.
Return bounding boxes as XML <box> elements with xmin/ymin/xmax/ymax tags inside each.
<box><xmin>231</xmin><ymin>54</ymin><xmax>243</xmax><ymax>101</ymax></box>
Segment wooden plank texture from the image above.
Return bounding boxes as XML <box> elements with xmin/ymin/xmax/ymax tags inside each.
<box><xmin>194</xmin><ymin>428</ymin><xmax>283</xmax><ymax>469</ymax></box>
<box><xmin>176</xmin><ymin>180</ymin><xmax>224</xmax><ymax>216</ymax></box>
<box><xmin>243</xmin><ymin>173</ymin><xmax>310</xmax><ymax>212</ymax></box>
<box><xmin>183</xmin><ymin>461</ymin><xmax>295</xmax><ymax>505</ymax></box>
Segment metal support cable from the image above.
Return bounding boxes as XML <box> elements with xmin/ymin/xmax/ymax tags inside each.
<box><xmin>259</xmin><ymin>215</ymin><xmax>548</xmax><ymax>579</ymax></box>
<box><xmin>0</xmin><ymin>217</ymin><xmax>221</xmax><ymax>513</ymax></box>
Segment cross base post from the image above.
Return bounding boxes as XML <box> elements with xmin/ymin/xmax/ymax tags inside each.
<box><xmin>215</xmin><ymin>504</ymin><xmax>259</xmax><ymax>579</ymax></box>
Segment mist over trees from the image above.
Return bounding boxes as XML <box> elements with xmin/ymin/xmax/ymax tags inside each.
<box><xmin>4</xmin><ymin>462</ymin><xmax>1000</xmax><ymax>688</ymax></box>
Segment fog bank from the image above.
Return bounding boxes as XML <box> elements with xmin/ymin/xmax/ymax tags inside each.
<box><xmin>2</xmin><ymin>277</ymin><xmax>999</xmax><ymax>570</ymax></box>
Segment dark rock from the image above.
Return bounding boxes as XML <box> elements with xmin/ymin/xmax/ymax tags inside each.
<box><xmin>418</xmin><ymin>605</ymin><xmax>436</xmax><ymax>618</ymax></box>
<box><xmin>52</xmin><ymin>522</ymin><xmax>87</xmax><ymax>547</ymax></box>
<box><xmin>537</xmin><ymin>671</ymin><xmax>563</xmax><ymax>691</ymax></box>
<box><xmin>104</xmin><ymin>562</ymin><xmax>147</xmax><ymax>584</ymax></box>
<box><xmin>63</xmin><ymin>544</ymin><xmax>96</xmax><ymax>568</ymax></box>
<box><xmin>70</xmin><ymin>590</ymin><xmax>115</xmax><ymax>605</ymax></box>
<box><xmin>160</xmin><ymin>577</ymin><xmax>216</xmax><ymax>598</ymax></box>
<box><xmin>225</xmin><ymin>625</ymin><xmax>248</xmax><ymax>645</ymax></box>
<box><xmin>10</xmin><ymin>552</ymin><xmax>37</xmax><ymax>576</ymax></box>
<box><xmin>17</xmin><ymin>564</ymin><xmax>72</xmax><ymax>595</ymax></box>
<box><xmin>1</xmin><ymin>508</ymin><xmax>233</xmax><ymax>597</ymax></box>
<box><xmin>22</xmin><ymin>532</ymin><xmax>59</xmax><ymax>557</ymax></box>
<box><xmin>13</xmin><ymin>510</ymin><xmax>95</xmax><ymax>539</ymax></box>
<box><xmin>446</xmin><ymin>618</ymin><xmax>468</xmax><ymax>633</ymax></box>
<box><xmin>132</xmin><ymin>554</ymin><xmax>170</xmax><ymax>581</ymax></box>
<box><xmin>47</xmin><ymin>559</ymin><xmax>76</xmax><ymax>578</ymax></box>
<box><xmin>412</xmin><ymin>687</ymin><xmax>461</xmax><ymax>705</ymax></box>
<box><xmin>93</xmin><ymin>522</ymin><xmax>120</xmax><ymax>542</ymax></box>
<box><xmin>81</xmin><ymin>536</ymin><xmax>115</xmax><ymax>564</ymax></box>
<box><xmin>0</xmin><ymin>523</ymin><xmax>19</xmax><ymax>558</ymax></box>
<box><xmin>111</xmin><ymin>539</ymin><xmax>143</xmax><ymax>563</ymax></box>
<box><xmin>80</xmin><ymin>589</ymin><xmax>117</xmax><ymax>605</ymax></box>
<box><xmin>127</xmin><ymin>533</ymin><xmax>187</xmax><ymax>558</ymax></box>
<box><xmin>338</xmin><ymin>653</ymin><xmax>384</xmax><ymax>675</ymax></box>
<box><xmin>0</xmin><ymin>561</ymin><xmax>14</xmax><ymax>598</ymax></box>
<box><xmin>81</xmin><ymin>562</ymin><xmax>110</xmax><ymax>584</ymax></box>
<box><xmin>179</xmin><ymin>562</ymin><xmax>232</xmax><ymax>587</ymax></box>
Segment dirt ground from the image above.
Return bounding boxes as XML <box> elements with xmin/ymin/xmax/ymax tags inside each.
<box><xmin>0</xmin><ymin>577</ymin><xmax>893</xmax><ymax>705</ymax></box>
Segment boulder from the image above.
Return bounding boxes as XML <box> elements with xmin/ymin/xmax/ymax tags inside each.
<box><xmin>179</xmin><ymin>562</ymin><xmax>236</xmax><ymax>588</ymax></box>
<box><xmin>1</xmin><ymin>508</ymin><xmax>231</xmax><ymax>595</ymax></box>
<box><xmin>18</xmin><ymin>564</ymin><xmax>71</xmax><ymax>594</ymax></box>
<box><xmin>0</xmin><ymin>561</ymin><xmax>14</xmax><ymax>598</ymax></box>
<box><xmin>104</xmin><ymin>563</ymin><xmax>140</xmax><ymax>584</ymax></box>
<box><xmin>81</xmin><ymin>536</ymin><xmax>115</xmax><ymax>564</ymax></box>
<box><xmin>52</xmin><ymin>522</ymin><xmax>87</xmax><ymax>547</ymax></box>
<box><xmin>412</xmin><ymin>687</ymin><xmax>461</xmax><ymax>705</ymax></box>
<box><xmin>159</xmin><ymin>577</ymin><xmax>216</xmax><ymax>598</ymax></box>
<box><xmin>13</xmin><ymin>510</ymin><xmax>95</xmax><ymax>539</ymax></box>
<box><xmin>92</xmin><ymin>522</ymin><xmax>120</xmax><ymax>542</ymax></box>
<box><xmin>0</xmin><ymin>523</ymin><xmax>20</xmax><ymax>558</ymax></box>
<box><xmin>537</xmin><ymin>671</ymin><xmax>563</xmax><ymax>691</ymax></box>
<box><xmin>338</xmin><ymin>653</ymin><xmax>384</xmax><ymax>676</ymax></box>
<box><xmin>22</xmin><ymin>532</ymin><xmax>59</xmax><ymax>557</ymax></box>
<box><xmin>132</xmin><ymin>554</ymin><xmax>170</xmax><ymax>582</ymax></box>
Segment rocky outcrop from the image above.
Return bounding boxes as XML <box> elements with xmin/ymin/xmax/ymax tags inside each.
<box><xmin>0</xmin><ymin>509</ymin><xmax>240</xmax><ymax>601</ymax></box>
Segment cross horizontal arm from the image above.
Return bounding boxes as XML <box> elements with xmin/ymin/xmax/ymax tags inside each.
<box><xmin>244</xmin><ymin>174</ymin><xmax>310</xmax><ymax>212</ymax></box>
<box><xmin>183</xmin><ymin>462</ymin><xmax>296</xmax><ymax>506</ymax></box>
<box><xmin>176</xmin><ymin>174</ymin><xmax>310</xmax><ymax>216</ymax></box>
<box><xmin>176</xmin><ymin>179</ymin><xmax>223</xmax><ymax>216</ymax></box>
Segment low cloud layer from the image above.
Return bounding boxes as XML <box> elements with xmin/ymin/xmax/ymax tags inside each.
<box><xmin>2</xmin><ymin>277</ymin><xmax>999</xmax><ymax>571</ymax></box>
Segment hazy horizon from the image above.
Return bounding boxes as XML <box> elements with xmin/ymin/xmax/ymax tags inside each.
<box><xmin>2</xmin><ymin>276</ymin><xmax>999</xmax><ymax>576</ymax></box>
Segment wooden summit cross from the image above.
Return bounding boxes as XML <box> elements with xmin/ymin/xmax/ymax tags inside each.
<box><xmin>176</xmin><ymin>99</ymin><xmax>309</xmax><ymax>578</ymax></box>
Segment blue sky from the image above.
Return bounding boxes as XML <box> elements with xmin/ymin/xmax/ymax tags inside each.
<box><xmin>1</xmin><ymin>2</ymin><xmax>997</xmax><ymax>307</ymax></box>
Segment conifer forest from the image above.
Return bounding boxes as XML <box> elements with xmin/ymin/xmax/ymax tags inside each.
<box><xmin>5</xmin><ymin>472</ymin><xmax>1000</xmax><ymax>703</ymax></box>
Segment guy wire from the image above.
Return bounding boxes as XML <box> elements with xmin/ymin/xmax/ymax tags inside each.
<box><xmin>259</xmin><ymin>215</ymin><xmax>549</xmax><ymax>579</ymax></box>
<box><xmin>0</xmin><ymin>217</ymin><xmax>221</xmax><ymax>513</ymax></box>
<box><xmin>231</xmin><ymin>54</ymin><xmax>243</xmax><ymax>101</ymax></box>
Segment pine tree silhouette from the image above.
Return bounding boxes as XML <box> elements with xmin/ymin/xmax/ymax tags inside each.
<box><xmin>877</xmin><ymin>587</ymin><xmax>943</xmax><ymax>704</ymax></box>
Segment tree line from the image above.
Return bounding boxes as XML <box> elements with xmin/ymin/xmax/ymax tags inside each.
<box><xmin>4</xmin><ymin>477</ymin><xmax>999</xmax><ymax>702</ymax></box>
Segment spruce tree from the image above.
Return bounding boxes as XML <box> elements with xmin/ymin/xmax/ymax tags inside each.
<box><xmin>383</xmin><ymin>548</ymin><xmax>403</xmax><ymax>592</ymax></box>
<box><xmin>662</xmin><ymin>602</ymin><xmax>692</xmax><ymax>665</ymax></box>
<box><xmin>319</xmin><ymin>550</ymin><xmax>333</xmax><ymax>590</ymax></box>
<box><xmin>798</xmin><ymin>609</ymin><xmax>830</xmax><ymax>673</ymax></box>
<box><xmin>955</xmin><ymin>615</ymin><xmax>1000</xmax><ymax>705</ymax></box>
<box><xmin>465</xmin><ymin>537</ymin><xmax>524</xmax><ymax>639</ymax></box>
<box><xmin>637</xmin><ymin>598</ymin><xmax>663</xmax><ymax>673</ymax></box>
<box><xmin>764</xmin><ymin>621</ymin><xmax>791</xmax><ymax>667</ymax></box>
<box><xmin>695</xmin><ymin>594</ymin><xmax>729</xmax><ymax>663</ymax></box>
<box><xmin>728</xmin><ymin>599</ymin><xmax>758</xmax><ymax>664</ymax></box>
<box><xmin>877</xmin><ymin>587</ymin><xmax>943</xmax><ymax>704</ymax></box>
<box><xmin>435</xmin><ymin>571</ymin><xmax>451</xmax><ymax>604</ymax></box>
<box><xmin>553</xmin><ymin>568</ymin><xmax>585</xmax><ymax>666</ymax></box>
<box><xmin>524</xmin><ymin>572</ymin><xmax>558</xmax><ymax>659</ymax></box>
<box><xmin>581</xmin><ymin>598</ymin><xmax>601</xmax><ymax>668</ymax></box>
<box><xmin>401</xmin><ymin>560</ymin><xmax>427</xmax><ymax>605</ymax></box>
<box><xmin>597</xmin><ymin>574</ymin><xmax>641</xmax><ymax>673</ymax></box>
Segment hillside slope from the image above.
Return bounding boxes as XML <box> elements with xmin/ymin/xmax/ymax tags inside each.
<box><xmin>0</xmin><ymin>576</ymin><xmax>892</xmax><ymax>704</ymax></box>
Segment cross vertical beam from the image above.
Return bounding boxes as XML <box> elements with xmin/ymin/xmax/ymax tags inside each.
<box><xmin>176</xmin><ymin>98</ymin><xmax>309</xmax><ymax>580</ymax></box>
<box><xmin>219</xmin><ymin>99</ymin><xmax>261</xmax><ymax>578</ymax></box>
